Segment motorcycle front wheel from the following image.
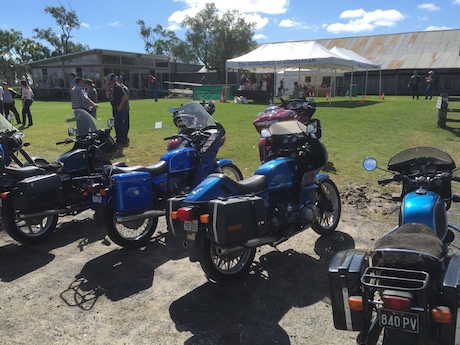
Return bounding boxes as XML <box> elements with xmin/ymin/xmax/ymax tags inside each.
<box><xmin>105</xmin><ymin>204</ymin><xmax>158</xmax><ymax>248</ymax></box>
<box><xmin>1</xmin><ymin>201</ymin><xmax>58</xmax><ymax>244</ymax></box>
<box><xmin>217</xmin><ymin>163</ymin><xmax>243</xmax><ymax>181</ymax></box>
<box><xmin>311</xmin><ymin>178</ymin><xmax>341</xmax><ymax>236</ymax></box>
<box><xmin>199</xmin><ymin>239</ymin><xmax>256</xmax><ymax>284</ymax></box>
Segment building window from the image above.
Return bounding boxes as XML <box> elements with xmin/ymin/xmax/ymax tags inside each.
<box><xmin>102</xmin><ymin>54</ymin><xmax>121</xmax><ymax>65</ymax></box>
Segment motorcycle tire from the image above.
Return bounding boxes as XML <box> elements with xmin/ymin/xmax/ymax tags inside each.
<box><xmin>217</xmin><ymin>163</ymin><xmax>243</xmax><ymax>181</ymax></box>
<box><xmin>311</xmin><ymin>178</ymin><xmax>341</xmax><ymax>236</ymax></box>
<box><xmin>1</xmin><ymin>200</ymin><xmax>58</xmax><ymax>244</ymax></box>
<box><xmin>199</xmin><ymin>238</ymin><xmax>256</xmax><ymax>284</ymax></box>
<box><xmin>105</xmin><ymin>203</ymin><xmax>158</xmax><ymax>248</ymax></box>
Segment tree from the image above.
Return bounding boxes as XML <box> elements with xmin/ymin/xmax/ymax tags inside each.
<box><xmin>0</xmin><ymin>28</ymin><xmax>51</xmax><ymax>82</ymax></box>
<box><xmin>33</xmin><ymin>5</ymin><xmax>88</xmax><ymax>56</ymax></box>
<box><xmin>182</xmin><ymin>3</ymin><xmax>256</xmax><ymax>82</ymax></box>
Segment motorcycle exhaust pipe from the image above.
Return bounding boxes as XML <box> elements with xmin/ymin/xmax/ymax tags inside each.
<box><xmin>19</xmin><ymin>207</ymin><xmax>87</xmax><ymax>219</ymax></box>
<box><xmin>216</xmin><ymin>236</ymin><xmax>280</xmax><ymax>256</ymax></box>
<box><xmin>115</xmin><ymin>210</ymin><xmax>166</xmax><ymax>223</ymax></box>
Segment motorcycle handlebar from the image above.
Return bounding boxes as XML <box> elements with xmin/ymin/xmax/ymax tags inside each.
<box><xmin>377</xmin><ymin>177</ymin><xmax>396</xmax><ymax>186</ymax></box>
<box><xmin>56</xmin><ymin>138</ymin><xmax>75</xmax><ymax>145</ymax></box>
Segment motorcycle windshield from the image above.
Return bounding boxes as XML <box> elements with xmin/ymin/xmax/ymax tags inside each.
<box><xmin>388</xmin><ymin>146</ymin><xmax>456</xmax><ymax>172</ymax></box>
<box><xmin>71</xmin><ymin>109</ymin><xmax>106</xmax><ymax>136</ymax></box>
<box><xmin>0</xmin><ymin>113</ymin><xmax>23</xmax><ymax>137</ymax></box>
<box><xmin>267</xmin><ymin>120</ymin><xmax>308</xmax><ymax>135</ymax></box>
<box><xmin>174</xmin><ymin>101</ymin><xmax>217</xmax><ymax>129</ymax></box>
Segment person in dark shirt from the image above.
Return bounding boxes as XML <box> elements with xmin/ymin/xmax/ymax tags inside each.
<box><xmin>105</xmin><ymin>73</ymin><xmax>128</xmax><ymax>146</ymax></box>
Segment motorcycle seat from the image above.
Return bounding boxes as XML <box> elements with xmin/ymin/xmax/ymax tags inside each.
<box><xmin>373</xmin><ymin>223</ymin><xmax>445</xmax><ymax>279</ymax></box>
<box><xmin>4</xmin><ymin>166</ymin><xmax>48</xmax><ymax>180</ymax></box>
<box><xmin>107</xmin><ymin>160</ymin><xmax>168</xmax><ymax>177</ymax></box>
<box><xmin>212</xmin><ymin>173</ymin><xmax>268</xmax><ymax>194</ymax></box>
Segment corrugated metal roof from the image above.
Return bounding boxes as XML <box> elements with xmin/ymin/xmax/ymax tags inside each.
<box><xmin>315</xmin><ymin>29</ymin><xmax>460</xmax><ymax>70</ymax></box>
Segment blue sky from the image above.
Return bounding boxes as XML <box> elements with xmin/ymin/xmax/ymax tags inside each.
<box><xmin>2</xmin><ymin>0</ymin><xmax>460</xmax><ymax>55</ymax></box>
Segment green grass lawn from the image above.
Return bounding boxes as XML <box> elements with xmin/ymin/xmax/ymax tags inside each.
<box><xmin>13</xmin><ymin>95</ymin><xmax>460</xmax><ymax>191</ymax></box>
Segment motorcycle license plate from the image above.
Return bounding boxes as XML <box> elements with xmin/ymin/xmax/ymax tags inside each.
<box><xmin>378</xmin><ymin>309</ymin><xmax>419</xmax><ymax>333</ymax></box>
<box><xmin>184</xmin><ymin>220</ymin><xmax>198</xmax><ymax>233</ymax></box>
<box><xmin>92</xmin><ymin>195</ymin><xmax>102</xmax><ymax>203</ymax></box>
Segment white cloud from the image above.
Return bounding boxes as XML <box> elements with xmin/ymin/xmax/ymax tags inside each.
<box><xmin>279</xmin><ymin>19</ymin><xmax>310</xmax><ymax>30</ymax></box>
<box><xmin>425</xmin><ymin>25</ymin><xmax>453</xmax><ymax>30</ymax></box>
<box><xmin>418</xmin><ymin>3</ymin><xmax>440</xmax><ymax>11</ymax></box>
<box><xmin>169</xmin><ymin>0</ymin><xmax>288</xmax><ymax>25</ymax></box>
<box><xmin>417</xmin><ymin>15</ymin><xmax>429</xmax><ymax>21</ymax></box>
<box><xmin>454</xmin><ymin>0</ymin><xmax>460</xmax><ymax>5</ymax></box>
<box><xmin>254</xmin><ymin>33</ymin><xmax>267</xmax><ymax>40</ymax></box>
<box><xmin>244</xmin><ymin>13</ymin><xmax>269</xmax><ymax>31</ymax></box>
<box><xmin>108</xmin><ymin>21</ymin><xmax>123</xmax><ymax>27</ymax></box>
<box><xmin>81</xmin><ymin>23</ymin><xmax>90</xmax><ymax>29</ymax></box>
<box><xmin>327</xmin><ymin>9</ymin><xmax>404</xmax><ymax>34</ymax></box>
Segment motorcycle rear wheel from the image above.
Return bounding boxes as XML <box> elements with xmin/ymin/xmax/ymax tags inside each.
<box><xmin>199</xmin><ymin>239</ymin><xmax>256</xmax><ymax>284</ymax></box>
<box><xmin>105</xmin><ymin>204</ymin><xmax>158</xmax><ymax>248</ymax></box>
<box><xmin>1</xmin><ymin>201</ymin><xmax>58</xmax><ymax>243</ymax></box>
<box><xmin>311</xmin><ymin>178</ymin><xmax>341</xmax><ymax>236</ymax></box>
<box><xmin>218</xmin><ymin>163</ymin><xmax>243</xmax><ymax>181</ymax></box>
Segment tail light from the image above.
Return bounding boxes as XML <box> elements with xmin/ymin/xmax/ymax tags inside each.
<box><xmin>382</xmin><ymin>291</ymin><xmax>412</xmax><ymax>312</ymax></box>
<box><xmin>177</xmin><ymin>207</ymin><xmax>195</xmax><ymax>221</ymax></box>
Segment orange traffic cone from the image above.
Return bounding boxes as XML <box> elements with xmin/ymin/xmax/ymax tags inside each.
<box><xmin>360</xmin><ymin>94</ymin><xmax>364</xmax><ymax>104</ymax></box>
<box><xmin>220</xmin><ymin>93</ymin><xmax>224</xmax><ymax>103</ymax></box>
<box><xmin>326</xmin><ymin>93</ymin><xmax>329</xmax><ymax>100</ymax></box>
<box><xmin>381</xmin><ymin>92</ymin><xmax>385</xmax><ymax>100</ymax></box>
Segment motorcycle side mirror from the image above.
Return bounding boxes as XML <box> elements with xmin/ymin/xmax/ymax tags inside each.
<box><xmin>155</xmin><ymin>121</ymin><xmax>163</xmax><ymax>130</ymax></box>
<box><xmin>6</xmin><ymin>114</ymin><xmax>13</xmax><ymax>123</ymax></box>
<box><xmin>363</xmin><ymin>157</ymin><xmax>377</xmax><ymax>171</ymax></box>
<box><xmin>68</xmin><ymin>128</ymin><xmax>77</xmax><ymax>137</ymax></box>
<box><xmin>23</xmin><ymin>142</ymin><xmax>31</xmax><ymax>147</ymax></box>
<box><xmin>107</xmin><ymin>118</ymin><xmax>115</xmax><ymax>129</ymax></box>
<box><xmin>261</xmin><ymin>128</ymin><xmax>270</xmax><ymax>138</ymax></box>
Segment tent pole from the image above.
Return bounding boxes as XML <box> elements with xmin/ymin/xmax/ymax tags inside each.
<box><xmin>365</xmin><ymin>70</ymin><xmax>369</xmax><ymax>102</ymax></box>
<box><xmin>329</xmin><ymin>65</ymin><xmax>333</xmax><ymax>106</ymax></box>
<box><xmin>349</xmin><ymin>69</ymin><xmax>354</xmax><ymax>104</ymax></box>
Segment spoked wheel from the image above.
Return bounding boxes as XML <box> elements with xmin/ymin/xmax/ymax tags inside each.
<box><xmin>105</xmin><ymin>204</ymin><xmax>158</xmax><ymax>248</ymax></box>
<box><xmin>311</xmin><ymin>178</ymin><xmax>341</xmax><ymax>236</ymax></box>
<box><xmin>1</xmin><ymin>201</ymin><xmax>58</xmax><ymax>244</ymax></box>
<box><xmin>218</xmin><ymin>163</ymin><xmax>243</xmax><ymax>181</ymax></box>
<box><xmin>199</xmin><ymin>239</ymin><xmax>256</xmax><ymax>284</ymax></box>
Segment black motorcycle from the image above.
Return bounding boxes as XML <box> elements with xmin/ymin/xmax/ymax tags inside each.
<box><xmin>0</xmin><ymin>110</ymin><xmax>117</xmax><ymax>244</ymax></box>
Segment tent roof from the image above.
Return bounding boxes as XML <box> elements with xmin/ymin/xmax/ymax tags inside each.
<box><xmin>329</xmin><ymin>46</ymin><xmax>380</xmax><ymax>70</ymax></box>
<box><xmin>226</xmin><ymin>41</ymin><xmax>357</xmax><ymax>72</ymax></box>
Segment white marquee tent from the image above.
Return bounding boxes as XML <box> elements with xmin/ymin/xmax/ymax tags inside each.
<box><xmin>226</xmin><ymin>41</ymin><xmax>381</xmax><ymax>103</ymax></box>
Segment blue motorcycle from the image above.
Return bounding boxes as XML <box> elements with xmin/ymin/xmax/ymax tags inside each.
<box><xmin>168</xmin><ymin>119</ymin><xmax>341</xmax><ymax>283</ymax></box>
<box><xmin>91</xmin><ymin>101</ymin><xmax>243</xmax><ymax>248</ymax></box>
<box><xmin>329</xmin><ymin>147</ymin><xmax>460</xmax><ymax>345</ymax></box>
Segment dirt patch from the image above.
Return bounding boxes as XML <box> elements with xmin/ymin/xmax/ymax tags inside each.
<box><xmin>0</xmin><ymin>184</ymin><xmax>451</xmax><ymax>345</ymax></box>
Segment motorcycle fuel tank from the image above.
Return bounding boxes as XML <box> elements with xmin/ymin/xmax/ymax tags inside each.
<box><xmin>58</xmin><ymin>148</ymin><xmax>88</xmax><ymax>173</ymax></box>
<box><xmin>255</xmin><ymin>157</ymin><xmax>302</xmax><ymax>192</ymax></box>
<box><xmin>401</xmin><ymin>190</ymin><xmax>447</xmax><ymax>240</ymax></box>
<box><xmin>160</xmin><ymin>147</ymin><xmax>199</xmax><ymax>174</ymax></box>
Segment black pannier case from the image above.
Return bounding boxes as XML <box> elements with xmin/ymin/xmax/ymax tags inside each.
<box><xmin>328</xmin><ymin>249</ymin><xmax>368</xmax><ymax>331</ymax></box>
<box><xmin>208</xmin><ymin>196</ymin><xmax>267</xmax><ymax>245</ymax></box>
<box><xmin>12</xmin><ymin>173</ymin><xmax>63</xmax><ymax>212</ymax></box>
<box><xmin>440</xmin><ymin>254</ymin><xmax>460</xmax><ymax>345</ymax></box>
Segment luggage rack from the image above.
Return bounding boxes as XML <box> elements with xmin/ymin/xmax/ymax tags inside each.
<box><xmin>361</xmin><ymin>266</ymin><xmax>429</xmax><ymax>291</ymax></box>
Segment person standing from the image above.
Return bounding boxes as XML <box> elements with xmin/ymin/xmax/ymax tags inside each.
<box><xmin>69</xmin><ymin>72</ymin><xmax>77</xmax><ymax>94</ymax></box>
<box><xmin>84</xmin><ymin>79</ymin><xmax>98</xmax><ymax>118</ymax></box>
<box><xmin>21</xmin><ymin>80</ymin><xmax>34</xmax><ymax>126</ymax></box>
<box><xmin>0</xmin><ymin>82</ymin><xmax>4</xmax><ymax>116</ymax></box>
<box><xmin>425</xmin><ymin>70</ymin><xmax>436</xmax><ymax>100</ymax></box>
<box><xmin>149</xmin><ymin>74</ymin><xmax>158</xmax><ymax>102</ymax></box>
<box><xmin>408</xmin><ymin>71</ymin><xmax>421</xmax><ymax>100</ymax></box>
<box><xmin>2</xmin><ymin>82</ymin><xmax>21</xmax><ymax>124</ymax></box>
<box><xmin>71</xmin><ymin>77</ymin><xmax>98</xmax><ymax>114</ymax></box>
<box><xmin>117</xmin><ymin>76</ymin><xmax>131</xmax><ymax>138</ymax></box>
<box><xmin>106</xmin><ymin>73</ymin><xmax>128</xmax><ymax>146</ymax></box>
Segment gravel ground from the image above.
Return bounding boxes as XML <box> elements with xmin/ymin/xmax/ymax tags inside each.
<box><xmin>1</xmin><ymin>184</ymin><xmax>460</xmax><ymax>345</ymax></box>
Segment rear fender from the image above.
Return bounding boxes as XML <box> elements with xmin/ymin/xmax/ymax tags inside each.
<box><xmin>187</xmin><ymin>230</ymin><xmax>206</xmax><ymax>262</ymax></box>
